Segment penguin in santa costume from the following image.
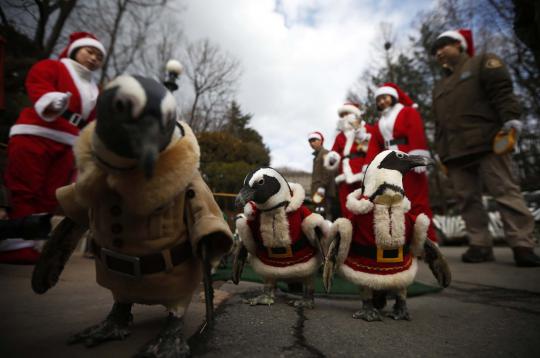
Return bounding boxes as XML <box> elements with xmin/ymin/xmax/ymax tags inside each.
<box><xmin>1</xmin><ymin>32</ymin><xmax>106</xmax><ymax>264</ymax></box>
<box><xmin>233</xmin><ymin>167</ymin><xmax>329</xmax><ymax>308</ymax></box>
<box><xmin>324</xmin><ymin>102</ymin><xmax>372</xmax><ymax>217</ymax></box>
<box><xmin>323</xmin><ymin>150</ymin><xmax>451</xmax><ymax>321</ymax></box>
<box><xmin>365</xmin><ymin>82</ymin><xmax>437</xmax><ymax>242</ymax></box>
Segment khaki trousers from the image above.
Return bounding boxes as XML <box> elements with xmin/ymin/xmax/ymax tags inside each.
<box><xmin>447</xmin><ymin>152</ymin><xmax>535</xmax><ymax>248</ymax></box>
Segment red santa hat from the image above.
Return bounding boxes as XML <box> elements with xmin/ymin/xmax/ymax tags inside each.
<box><xmin>337</xmin><ymin>102</ymin><xmax>362</xmax><ymax>118</ymax></box>
<box><xmin>308</xmin><ymin>131</ymin><xmax>324</xmax><ymax>144</ymax></box>
<box><xmin>59</xmin><ymin>32</ymin><xmax>106</xmax><ymax>59</ymax></box>
<box><xmin>436</xmin><ymin>29</ymin><xmax>474</xmax><ymax>57</ymax></box>
<box><xmin>374</xmin><ymin>82</ymin><xmax>417</xmax><ymax>108</ymax></box>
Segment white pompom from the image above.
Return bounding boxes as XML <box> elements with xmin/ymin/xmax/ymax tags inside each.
<box><xmin>166</xmin><ymin>59</ymin><xmax>183</xmax><ymax>75</ymax></box>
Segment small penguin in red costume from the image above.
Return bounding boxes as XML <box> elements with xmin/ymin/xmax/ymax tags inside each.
<box><xmin>233</xmin><ymin>167</ymin><xmax>329</xmax><ymax>308</ymax></box>
<box><xmin>324</xmin><ymin>150</ymin><xmax>451</xmax><ymax>321</ymax></box>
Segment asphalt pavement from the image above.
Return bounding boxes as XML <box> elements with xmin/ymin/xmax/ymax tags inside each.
<box><xmin>1</xmin><ymin>246</ymin><xmax>539</xmax><ymax>357</ymax></box>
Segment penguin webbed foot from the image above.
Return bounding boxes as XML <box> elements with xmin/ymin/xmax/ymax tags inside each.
<box><xmin>287</xmin><ymin>297</ymin><xmax>315</xmax><ymax>309</ymax></box>
<box><xmin>135</xmin><ymin>314</ymin><xmax>190</xmax><ymax>358</ymax></box>
<box><xmin>68</xmin><ymin>303</ymin><xmax>133</xmax><ymax>347</ymax></box>
<box><xmin>352</xmin><ymin>300</ymin><xmax>383</xmax><ymax>321</ymax></box>
<box><xmin>243</xmin><ymin>293</ymin><xmax>275</xmax><ymax>306</ymax></box>
<box><xmin>386</xmin><ymin>298</ymin><xmax>411</xmax><ymax>321</ymax></box>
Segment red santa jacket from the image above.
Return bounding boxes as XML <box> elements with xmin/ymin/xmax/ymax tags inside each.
<box><xmin>247</xmin><ymin>205</ymin><xmax>317</xmax><ymax>268</ymax></box>
<box><xmin>344</xmin><ymin>209</ymin><xmax>416</xmax><ymax>276</ymax></box>
<box><xmin>365</xmin><ymin>104</ymin><xmax>429</xmax><ymax>167</ymax></box>
<box><xmin>328</xmin><ymin>123</ymin><xmax>373</xmax><ymax>184</ymax></box>
<box><xmin>9</xmin><ymin>58</ymin><xmax>98</xmax><ymax>146</ymax></box>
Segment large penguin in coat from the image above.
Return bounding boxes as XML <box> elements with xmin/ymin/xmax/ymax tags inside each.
<box><xmin>31</xmin><ymin>74</ymin><xmax>233</xmax><ymax>357</ymax></box>
<box><xmin>324</xmin><ymin>150</ymin><xmax>451</xmax><ymax>321</ymax></box>
<box><xmin>233</xmin><ymin>167</ymin><xmax>329</xmax><ymax>308</ymax></box>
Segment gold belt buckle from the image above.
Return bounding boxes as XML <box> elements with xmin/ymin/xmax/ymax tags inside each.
<box><xmin>376</xmin><ymin>246</ymin><xmax>403</xmax><ymax>263</ymax></box>
<box><xmin>267</xmin><ymin>245</ymin><xmax>293</xmax><ymax>259</ymax></box>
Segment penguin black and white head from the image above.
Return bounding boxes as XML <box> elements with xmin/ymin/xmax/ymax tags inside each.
<box><xmin>93</xmin><ymin>75</ymin><xmax>180</xmax><ymax>178</ymax></box>
<box><xmin>363</xmin><ymin>150</ymin><xmax>430</xmax><ymax>205</ymax></box>
<box><xmin>236</xmin><ymin>167</ymin><xmax>292</xmax><ymax>211</ymax></box>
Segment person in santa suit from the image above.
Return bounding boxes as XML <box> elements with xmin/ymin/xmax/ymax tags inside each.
<box><xmin>364</xmin><ymin>82</ymin><xmax>437</xmax><ymax>242</ymax></box>
<box><xmin>1</xmin><ymin>32</ymin><xmax>105</xmax><ymax>264</ymax></box>
<box><xmin>324</xmin><ymin>102</ymin><xmax>372</xmax><ymax>218</ymax></box>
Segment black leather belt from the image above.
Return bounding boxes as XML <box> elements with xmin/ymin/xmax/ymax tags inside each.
<box><xmin>343</xmin><ymin>152</ymin><xmax>366</xmax><ymax>159</ymax></box>
<box><xmin>257</xmin><ymin>235</ymin><xmax>312</xmax><ymax>258</ymax></box>
<box><xmin>62</xmin><ymin>109</ymin><xmax>87</xmax><ymax>129</ymax></box>
<box><xmin>92</xmin><ymin>240</ymin><xmax>192</xmax><ymax>278</ymax></box>
<box><xmin>350</xmin><ymin>242</ymin><xmax>409</xmax><ymax>263</ymax></box>
<box><xmin>384</xmin><ymin>137</ymin><xmax>408</xmax><ymax>148</ymax></box>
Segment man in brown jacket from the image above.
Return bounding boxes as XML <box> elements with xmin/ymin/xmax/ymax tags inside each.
<box><xmin>431</xmin><ymin>29</ymin><xmax>540</xmax><ymax>267</ymax></box>
<box><xmin>308</xmin><ymin>131</ymin><xmax>338</xmax><ymax>220</ymax></box>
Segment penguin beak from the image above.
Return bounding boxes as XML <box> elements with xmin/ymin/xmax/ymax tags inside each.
<box><xmin>406</xmin><ymin>155</ymin><xmax>432</xmax><ymax>171</ymax></box>
<box><xmin>236</xmin><ymin>186</ymin><xmax>255</xmax><ymax>209</ymax></box>
<box><xmin>131</xmin><ymin>115</ymin><xmax>163</xmax><ymax>179</ymax></box>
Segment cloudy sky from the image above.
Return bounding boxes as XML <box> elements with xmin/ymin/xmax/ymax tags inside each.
<box><xmin>180</xmin><ymin>0</ymin><xmax>436</xmax><ymax>172</ymax></box>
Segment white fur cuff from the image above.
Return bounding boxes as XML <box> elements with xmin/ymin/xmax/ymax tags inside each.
<box><xmin>34</xmin><ymin>92</ymin><xmax>68</xmax><ymax>122</ymax></box>
<box><xmin>346</xmin><ymin>188</ymin><xmax>373</xmax><ymax>214</ymax></box>
<box><xmin>324</xmin><ymin>151</ymin><xmax>341</xmax><ymax>170</ymax></box>
<box><xmin>411</xmin><ymin>213</ymin><xmax>430</xmax><ymax>256</ymax></box>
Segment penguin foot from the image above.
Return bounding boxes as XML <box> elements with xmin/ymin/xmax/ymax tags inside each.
<box><xmin>386</xmin><ymin>300</ymin><xmax>411</xmax><ymax>321</ymax></box>
<box><xmin>135</xmin><ymin>314</ymin><xmax>190</xmax><ymax>358</ymax></box>
<box><xmin>287</xmin><ymin>298</ymin><xmax>315</xmax><ymax>309</ymax></box>
<box><xmin>68</xmin><ymin>302</ymin><xmax>133</xmax><ymax>347</ymax></box>
<box><xmin>243</xmin><ymin>293</ymin><xmax>275</xmax><ymax>306</ymax></box>
<box><xmin>352</xmin><ymin>301</ymin><xmax>382</xmax><ymax>322</ymax></box>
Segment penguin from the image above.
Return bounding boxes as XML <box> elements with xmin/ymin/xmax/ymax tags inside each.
<box><xmin>32</xmin><ymin>74</ymin><xmax>233</xmax><ymax>357</ymax></box>
<box><xmin>233</xmin><ymin>167</ymin><xmax>329</xmax><ymax>308</ymax></box>
<box><xmin>323</xmin><ymin>150</ymin><xmax>451</xmax><ymax>321</ymax></box>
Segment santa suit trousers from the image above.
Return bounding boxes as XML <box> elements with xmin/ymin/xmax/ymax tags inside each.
<box><xmin>4</xmin><ymin>135</ymin><xmax>75</xmax><ymax>219</ymax></box>
<box><xmin>446</xmin><ymin>152</ymin><xmax>535</xmax><ymax>248</ymax></box>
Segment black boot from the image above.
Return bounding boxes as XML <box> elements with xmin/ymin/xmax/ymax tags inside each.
<box><xmin>513</xmin><ymin>247</ymin><xmax>540</xmax><ymax>267</ymax></box>
<box><xmin>461</xmin><ymin>246</ymin><xmax>494</xmax><ymax>263</ymax></box>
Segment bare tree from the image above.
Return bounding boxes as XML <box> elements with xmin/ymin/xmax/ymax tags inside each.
<box><xmin>1</xmin><ymin>0</ymin><xmax>77</xmax><ymax>58</ymax></box>
<box><xmin>181</xmin><ymin>38</ymin><xmax>241</xmax><ymax>132</ymax></box>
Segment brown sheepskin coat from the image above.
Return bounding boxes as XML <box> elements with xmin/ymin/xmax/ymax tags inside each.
<box><xmin>56</xmin><ymin>121</ymin><xmax>232</xmax><ymax>311</ymax></box>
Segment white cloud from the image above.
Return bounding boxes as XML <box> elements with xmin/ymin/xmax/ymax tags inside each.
<box><xmin>179</xmin><ymin>0</ymin><xmax>435</xmax><ymax>171</ymax></box>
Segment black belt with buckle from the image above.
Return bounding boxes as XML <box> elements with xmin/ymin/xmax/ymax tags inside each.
<box><xmin>350</xmin><ymin>242</ymin><xmax>409</xmax><ymax>263</ymax></box>
<box><xmin>257</xmin><ymin>235</ymin><xmax>312</xmax><ymax>257</ymax></box>
<box><xmin>92</xmin><ymin>240</ymin><xmax>192</xmax><ymax>278</ymax></box>
<box><xmin>62</xmin><ymin>109</ymin><xmax>87</xmax><ymax>129</ymax></box>
<box><xmin>343</xmin><ymin>152</ymin><xmax>366</xmax><ymax>159</ymax></box>
<box><xmin>384</xmin><ymin>137</ymin><xmax>408</xmax><ymax>148</ymax></box>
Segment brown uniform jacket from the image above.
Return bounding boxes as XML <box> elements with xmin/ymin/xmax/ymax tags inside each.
<box><xmin>311</xmin><ymin>147</ymin><xmax>336</xmax><ymax>198</ymax></box>
<box><xmin>57</xmin><ymin>121</ymin><xmax>233</xmax><ymax>309</ymax></box>
<box><xmin>432</xmin><ymin>52</ymin><xmax>522</xmax><ymax>164</ymax></box>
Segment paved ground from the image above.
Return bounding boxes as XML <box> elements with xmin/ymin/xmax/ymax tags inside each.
<box><xmin>1</xmin><ymin>246</ymin><xmax>539</xmax><ymax>357</ymax></box>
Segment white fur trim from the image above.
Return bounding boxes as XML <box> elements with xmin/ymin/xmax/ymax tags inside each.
<box><xmin>402</xmin><ymin>197</ymin><xmax>411</xmax><ymax>213</ymax></box>
<box><xmin>437</xmin><ymin>30</ymin><xmax>467</xmax><ymax>51</ymax></box>
<box><xmin>250</xmin><ymin>255</ymin><xmax>320</xmax><ymax>280</ymax></box>
<box><xmin>375</xmin><ymin>86</ymin><xmax>398</xmax><ymax>100</ymax></box>
<box><xmin>346</xmin><ymin>188</ymin><xmax>374</xmax><ymax>214</ymax></box>
<box><xmin>337</xmin><ymin>104</ymin><xmax>361</xmax><ymax>118</ymax></box>
<box><xmin>243</xmin><ymin>202</ymin><xmax>256</xmax><ymax>220</ymax></box>
<box><xmin>68</xmin><ymin>37</ymin><xmax>106</xmax><ymax>58</ymax></box>
<box><xmin>324</xmin><ymin>151</ymin><xmax>340</xmax><ymax>171</ymax></box>
<box><xmin>308</xmin><ymin>132</ymin><xmax>323</xmax><ymax>141</ymax></box>
<box><xmin>411</xmin><ymin>213</ymin><xmax>429</xmax><ymax>256</ymax></box>
<box><xmin>378</xmin><ymin>103</ymin><xmax>404</xmax><ymax>149</ymax></box>
<box><xmin>346</xmin><ymin>172</ymin><xmax>364</xmax><ymax>184</ymax></box>
<box><xmin>166</xmin><ymin>59</ymin><xmax>183</xmax><ymax>75</ymax></box>
<box><xmin>329</xmin><ymin>218</ymin><xmax>353</xmax><ymax>266</ymax></box>
<box><xmin>335</xmin><ymin>173</ymin><xmax>345</xmax><ymax>184</ymax></box>
<box><xmin>236</xmin><ymin>217</ymin><xmax>258</xmax><ymax>255</ymax></box>
<box><xmin>301</xmin><ymin>213</ymin><xmax>328</xmax><ymax>247</ymax></box>
<box><xmin>373</xmin><ymin>203</ymin><xmax>405</xmax><ymax>248</ymax></box>
<box><xmin>286</xmin><ymin>183</ymin><xmax>305</xmax><ymax>213</ymax></box>
<box><xmin>9</xmin><ymin>124</ymin><xmax>77</xmax><ymax>146</ymax></box>
<box><xmin>339</xmin><ymin>258</ymin><xmax>418</xmax><ymax>290</ymax></box>
<box><xmin>34</xmin><ymin>92</ymin><xmax>68</xmax><ymax>121</ymax></box>
<box><xmin>60</xmin><ymin>59</ymin><xmax>98</xmax><ymax>120</ymax></box>
<box><xmin>412</xmin><ymin>103</ymin><xmax>419</xmax><ymax>109</ymax></box>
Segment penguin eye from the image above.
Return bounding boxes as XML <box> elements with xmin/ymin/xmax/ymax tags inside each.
<box><xmin>257</xmin><ymin>178</ymin><xmax>265</xmax><ymax>186</ymax></box>
<box><xmin>114</xmin><ymin>99</ymin><xmax>127</xmax><ymax>113</ymax></box>
<box><xmin>396</xmin><ymin>152</ymin><xmax>405</xmax><ymax>158</ymax></box>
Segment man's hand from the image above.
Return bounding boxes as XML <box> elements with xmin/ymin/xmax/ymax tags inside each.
<box><xmin>502</xmin><ymin>119</ymin><xmax>523</xmax><ymax>135</ymax></box>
